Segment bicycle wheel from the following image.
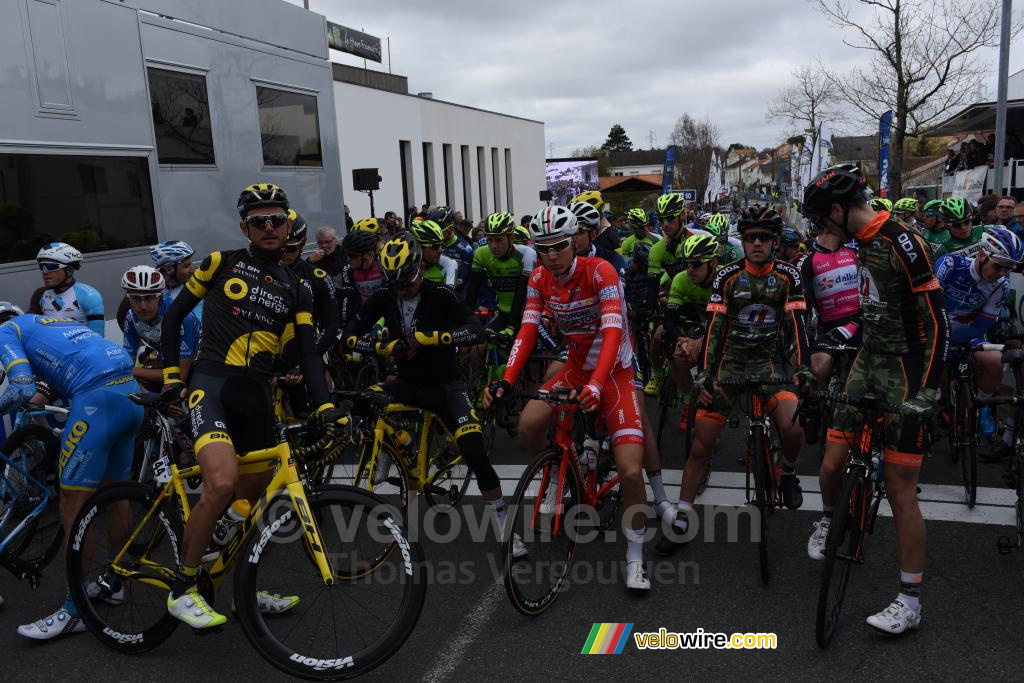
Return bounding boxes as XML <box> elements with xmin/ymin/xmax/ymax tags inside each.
<box><xmin>67</xmin><ymin>482</ymin><xmax>183</xmax><ymax>653</ymax></box>
<box><xmin>504</xmin><ymin>447</ymin><xmax>580</xmax><ymax>616</ymax></box>
<box><xmin>349</xmin><ymin>439</ymin><xmax>410</xmax><ymax>521</ymax></box>
<box><xmin>750</xmin><ymin>426</ymin><xmax>770</xmax><ymax>586</ymax></box>
<box><xmin>815</xmin><ymin>466</ymin><xmax>867</xmax><ymax>648</ymax></box>
<box><xmin>1</xmin><ymin>425</ymin><xmax>62</xmax><ymax>567</ymax></box>
<box><xmin>422</xmin><ymin>424</ymin><xmax>471</xmax><ymax>513</ymax></box>
<box><xmin>954</xmin><ymin>381</ymin><xmax>977</xmax><ymax>508</ymax></box>
<box><xmin>234</xmin><ymin>486</ymin><xmax>426</xmax><ymax>680</ymax></box>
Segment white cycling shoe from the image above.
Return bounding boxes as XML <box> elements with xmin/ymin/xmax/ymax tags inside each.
<box><xmin>866</xmin><ymin>598</ymin><xmax>921</xmax><ymax>635</ymax></box>
<box><xmin>17</xmin><ymin>608</ymin><xmax>86</xmax><ymax>640</ymax></box>
<box><xmin>653</xmin><ymin>500</ymin><xmax>676</xmax><ymax>526</ymax></box>
<box><xmin>807</xmin><ymin>518</ymin><xmax>830</xmax><ymax>561</ymax></box>
<box><xmin>624</xmin><ymin>561</ymin><xmax>651</xmax><ymax>592</ymax></box>
<box><xmin>167</xmin><ymin>591</ymin><xmax>227</xmax><ymax>629</ymax></box>
<box><xmin>87</xmin><ymin>579</ymin><xmax>125</xmax><ymax>605</ymax></box>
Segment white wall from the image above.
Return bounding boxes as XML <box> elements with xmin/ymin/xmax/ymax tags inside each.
<box><xmin>334</xmin><ymin>83</ymin><xmax>546</xmax><ymax>224</ymax></box>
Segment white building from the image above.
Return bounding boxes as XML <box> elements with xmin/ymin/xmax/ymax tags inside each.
<box><xmin>606</xmin><ymin>149</ymin><xmax>665</xmax><ymax>177</ymax></box>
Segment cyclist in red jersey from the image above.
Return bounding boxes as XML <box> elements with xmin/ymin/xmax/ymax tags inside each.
<box><xmin>485</xmin><ymin>206</ymin><xmax>650</xmax><ymax>592</ymax></box>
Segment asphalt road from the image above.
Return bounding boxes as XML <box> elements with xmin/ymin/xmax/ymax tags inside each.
<box><xmin>2</xmin><ymin>397</ymin><xmax>1022</xmax><ymax>680</ymax></box>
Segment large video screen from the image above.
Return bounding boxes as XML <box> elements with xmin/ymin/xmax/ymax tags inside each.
<box><xmin>545</xmin><ymin>158</ymin><xmax>599</xmax><ymax>206</ymax></box>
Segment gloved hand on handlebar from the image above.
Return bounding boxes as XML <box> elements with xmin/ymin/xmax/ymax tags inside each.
<box><xmin>899</xmin><ymin>388</ymin><xmax>937</xmax><ymax>419</ymax></box>
<box><xmin>577</xmin><ymin>381</ymin><xmax>603</xmax><ymax>412</ymax></box>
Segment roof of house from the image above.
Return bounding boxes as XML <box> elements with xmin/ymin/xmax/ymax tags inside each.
<box><xmin>600</xmin><ymin>174</ymin><xmax>663</xmax><ymax>192</ymax></box>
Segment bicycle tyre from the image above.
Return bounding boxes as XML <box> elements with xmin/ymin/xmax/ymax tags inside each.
<box><xmin>1</xmin><ymin>425</ymin><xmax>61</xmax><ymax>566</ymax></box>
<box><xmin>67</xmin><ymin>481</ymin><xmax>183</xmax><ymax>653</ymax></box>
<box><xmin>750</xmin><ymin>425</ymin><xmax>770</xmax><ymax>586</ymax></box>
<box><xmin>954</xmin><ymin>380</ymin><xmax>977</xmax><ymax>508</ymax></box>
<box><xmin>815</xmin><ymin>466</ymin><xmax>867</xmax><ymax>648</ymax></box>
<box><xmin>504</xmin><ymin>447</ymin><xmax>580</xmax><ymax>617</ymax></box>
<box><xmin>234</xmin><ymin>486</ymin><xmax>426</xmax><ymax>680</ymax></box>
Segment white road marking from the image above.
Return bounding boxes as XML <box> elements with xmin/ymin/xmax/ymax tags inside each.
<box><xmin>422</xmin><ymin>580</ymin><xmax>504</xmax><ymax>683</ymax></box>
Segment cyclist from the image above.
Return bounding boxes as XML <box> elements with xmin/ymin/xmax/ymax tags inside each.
<box><xmin>930</xmin><ymin>196</ymin><xmax>987</xmax><ymax>259</ymax></box>
<box><xmin>351</xmin><ymin>217</ymin><xmax>384</xmax><ymax>253</ymax></box>
<box><xmin>893</xmin><ymin>198</ymin><xmax>921</xmax><ymax>233</ymax></box>
<box><xmin>656</xmin><ymin>215</ymin><xmax>812</xmax><ymax>557</ymax></box>
<box><xmin>151</xmin><ymin>240</ymin><xmax>197</xmax><ymax>302</ymax></box>
<box><xmin>27</xmin><ymin>242</ymin><xmax>105</xmax><ymax>337</ymax></box>
<box><xmin>513</xmin><ymin>224</ymin><xmax>532</xmax><ymax>246</ymax></box>
<box><xmin>705</xmin><ymin>212</ymin><xmax>743</xmax><ymax>262</ymax></box>
<box><xmin>121</xmin><ymin>266</ymin><xmax>201</xmax><ymax>393</ymax></box>
<box><xmin>0</xmin><ymin>314</ymin><xmax>143</xmax><ymax>640</ymax></box>
<box><xmin>464</xmin><ymin>212</ymin><xmax>535</xmax><ymax>334</ymax></box>
<box><xmin>803</xmin><ymin>164</ymin><xmax>948</xmax><ymax>635</ymax></box>
<box><xmin>485</xmin><ymin>206</ymin><xmax>651</xmax><ymax>592</ymax></box>
<box><xmin>337</xmin><ymin>228</ymin><xmax>384</xmax><ymax>327</ymax></box>
<box><xmin>620</xmin><ymin>208</ymin><xmax>658</xmax><ymax>261</ymax></box>
<box><xmin>935</xmin><ymin>227</ymin><xmax>1022</xmax><ymax>436</ymax></box>
<box><xmin>342</xmin><ymin>233</ymin><xmax>512</xmax><ymax>538</ymax></box>
<box><xmin>431</xmin><ymin>206</ymin><xmax>474</xmax><ymax>297</ymax></box>
<box><xmin>778</xmin><ymin>226</ymin><xmax>804</xmax><ymax>264</ymax></box>
<box><xmin>159</xmin><ymin>183</ymin><xmax>334</xmax><ymax>629</ymax></box>
<box><xmin>411</xmin><ymin>219</ymin><xmax>458</xmax><ymax>287</ymax></box>
<box><xmin>281</xmin><ymin>210</ymin><xmax>340</xmax><ymax>356</ymax></box>
<box><xmin>569</xmin><ymin>202</ymin><xmax>627</xmax><ymax>276</ymax></box>
<box><xmin>869</xmin><ymin>197</ymin><xmax>893</xmax><ymax>213</ymax></box>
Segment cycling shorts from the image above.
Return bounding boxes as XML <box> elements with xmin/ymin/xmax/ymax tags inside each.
<box><xmin>826</xmin><ymin>350</ymin><xmax>928</xmax><ymax>468</ymax></box>
<box><xmin>698</xmin><ymin>360</ymin><xmax>797</xmax><ymax>423</ymax></box>
<box><xmin>187</xmin><ymin>371</ymin><xmax>275</xmax><ymax>455</ymax></box>
<box><xmin>59</xmin><ymin>376</ymin><xmax>145</xmax><ymax>491</ymax></box>
<box><xmin>541</xmin><ymin>364</ymin><xmax>644</xmax><ymax>446</ymax></box>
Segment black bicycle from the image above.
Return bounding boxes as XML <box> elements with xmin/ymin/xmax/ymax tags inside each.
<box><xmin>807</xmin><ymin>342</ymin><xmax>858</xmax><ymax>447</ymax></box>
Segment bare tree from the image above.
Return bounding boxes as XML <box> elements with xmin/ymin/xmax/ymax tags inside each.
<box><xmin>812</xmin><ymin>0</ymin><xmax>1020</xmax><ymax>197</ymax></box>
<box><xmin>767</xmin><ymin>64</ymin><xmax>839</xmax><ymax>136</ymax></box>
<box><xmin>669</xmin><ymin>114</ymin><xmax>721</xmax><ymax>200</ymax></box>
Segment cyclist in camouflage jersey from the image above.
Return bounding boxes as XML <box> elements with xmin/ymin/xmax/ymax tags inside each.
<box><xmin>803</xmin><ymin>164</ymin><xmax>949</xmax><ymax>637</ymax></box>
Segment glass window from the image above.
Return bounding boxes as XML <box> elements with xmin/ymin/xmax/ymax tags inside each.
<box><xmin>256</xmin><ymin>87</ymin><xmax>322</xmax><ymax>167</ymax></box>
<box><xmin>148</xmin><ymin>68</ymin><xmax>215</xmax><ymax>164</ymax></box>
<box><xmin>0</xmin><ymin>153</ymin><xmax>158</xmax><ymax>264</ymax></box>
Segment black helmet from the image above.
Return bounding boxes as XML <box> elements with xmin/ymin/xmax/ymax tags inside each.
<box><xmin>341</xmin><ymin>229</ymin><xmax>379</xmax><ymax>254</ymax></box>
<box><xmin>237</xmin><ymin>183</ymin><xmax>289</xmax><ymax>217</ymax></box>
<box><xmin>802</xmin><ymin>165</ymin><xmax>867</xmax><ymax>217</ymax></box>
<box><xmin>427</xmin><ymin>205</ymin><xmax>456</xmax><ymax>228</ymax></box>
<box><xmin>286</xmin><ymin>209</ymin><xmax>307</xmax><ymax>245</ymax></box>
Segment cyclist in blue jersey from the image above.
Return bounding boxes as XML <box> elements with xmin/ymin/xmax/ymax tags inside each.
<box><xmin>27</xmin><ymin>243</ymin><xmax>105</xmax><ymax>337</ymax></box>
<box><xmin>431</xmin><ymin>206</ymin><xmax>474</xmax><ymax>298</ymax></box>
<box><xmin>151</xmin><ymin>240</ymin><xmax>197</xmax><ymax>302</ymax></box>
<box><xmin>0</xmin><ymin>313</ymin><xmax>143</xmax><ymax>640</ymax></box>
<box><xmin>936</xmin><ymin>227</ymin><xmax>1022</xmax><ymax>437</ymax></box>
<box><xmin>121</xmin><ymin>266</ymin><xmax>201</xmax><ymax>393</ymax></box>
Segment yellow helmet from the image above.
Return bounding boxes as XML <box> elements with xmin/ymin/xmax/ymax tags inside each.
<box><xmin>353</xmin><ymin>217</ymin><xmax>380</xmax><ymax>234</ymax></box>
<box><xmin>570</xmin><ymin>190</ymin><xmax>604</xmax><ymax>211</ymax></box>
<box><xmin>379</xmin><ymin>233</ymin><xmax>423</xmax><ymax>286</ymax></box>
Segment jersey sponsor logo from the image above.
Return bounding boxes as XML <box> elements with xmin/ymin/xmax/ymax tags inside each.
<box><xmin>737</xmin><ymin>304</ymin><xmax>776</xmax><ymax>327</ymax></box>
<box><xmin>60</xmin><ymin>420</ymin><xmax>89</xmax><ymax>470</ymax></box>
<box><xmin>224</xmin><ymin>277</ymin><xmax>249</xmax><ymax>300</ymax></box>
<box><xmin>38</xmin><ymin>316</ymin><xmax>75</xmax><ymax>325</ymax></box>
<box><xmin>104</xmin><ymin>375</ymin><xmax>133</xmax><ymax>386</ymax></box>
<box><xmin>598</xmin><ymin>285</ymin><xmax>618</xmax><ymax>300</ymax></box>
<box><xmin>896</xmin><ymin>232</ymin><xmax>919</xmax><ymax>263</ymax></box>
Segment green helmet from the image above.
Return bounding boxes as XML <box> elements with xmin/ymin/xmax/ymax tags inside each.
<box><xmin>626</xmin><ymin>207</ymin><xmax>648</xmax><ymax>228</ymax></box>
<box><xmin>869</xmin><ymin>197</ymin><xmax>893</xmax><ymax>212</ymax></box>
<box><xmin>893</xmin><ymin>197</ymin><xmax>918</xmax><ymax>213</ymax></box>
<box><xmin>708</xmin><ymin>213</ymin><xmax>729</xmax><ymax>231</ymax></box>
<box><xmin>941</xmin><ymin>196</ymin><xmax>969</xmax><ymax>222</ymax></box>
<box><xmin>656</xmin><ymin>193</ymin><xmax>686</xmax><ymax>219</ymax></box>
<box><xmin>922</xmin><ymin>199</ymin><xmax>944</xmax><ymax>215</ymax></box>
<box><xmin>513</xmin><ymin>224</ymin><xmax>531</xmax><ymax>244</ymax></box>
<box><xmin>682</xmin><ymin>234</ymin><xmax>718</xmax><ymax>262</ymax></box>
<box><xmin>409</xmin><ymin>219</ymin><xmax>445</xmax><ymax>247</ymax></box>
<box><xmin>484</xmin><ymin>211</ymin><xmax>516</xmax><ymax>235</ymax></box>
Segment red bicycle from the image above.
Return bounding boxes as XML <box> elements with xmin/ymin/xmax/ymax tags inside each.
<box><xmin>503</xmin><ymin>388</ymin><xmax>622</xmax><ymax>616</ymax></box>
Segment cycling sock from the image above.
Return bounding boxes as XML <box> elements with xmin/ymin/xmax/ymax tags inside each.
<box><xmin>171</xmin><ymin>564</ymin><xmax>200</xmax><ymax>598</ymax></box>
<box><xmin>488</xmin><ymin>498</ymin><xmax>507</xmax><ymax>526</ymax></box>
<box><xmin>63</xmin><ymin>583</ymin><xmax>79</xmax><ymax>618</ymax></box>
<box><xmin>898</xmin><ymin>570</ymin><xmax>923</xmax><ymax>611</ymax></box>
<box><xmin>624</xmin><ymin>527</ymin><xmax>644</xmax><ymax>563</ymax></box>
<box><xmin>647</xmin><ymin>470</ymin><xmax>668</xmax><ymax>505</ymax></box>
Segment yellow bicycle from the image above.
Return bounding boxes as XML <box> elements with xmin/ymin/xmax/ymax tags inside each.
<box><xmin>66</xmin><ymin>394</ymin><xmax>425</xmax><ymax>680</ymax></box>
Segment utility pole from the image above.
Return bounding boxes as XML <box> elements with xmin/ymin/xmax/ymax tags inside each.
<box><xmin>993</xmin><ymin>0</ymin><xmax>1012</xmax><ymax>192</ymax></box>
<box><xmin>548</xmin><ymin>142</ymin><xmax>555</xmax><ymax>157</ymax></box>
<box><xmin>648</xmin><ymin>131</ymin><xmax>657</xmax><ymax>148</ymax></box>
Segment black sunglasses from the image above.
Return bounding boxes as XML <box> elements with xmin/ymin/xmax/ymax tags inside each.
<box><xmin>741</xmin><ymin>232</ymin><xmax>777</xmax><ymax>244</ymax></box>
<box><xmin>244</xmin><ymin>213</ymin><xmax>289</xmax><ymax>229</ymax></box>
<box><xmin>284</xmin><ymin>243</ymin><xmax>302</xmax><ymax>254</ymax></box>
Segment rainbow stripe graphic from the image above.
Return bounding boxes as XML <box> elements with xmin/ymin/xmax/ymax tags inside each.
<box><xmin>581</xmin><ymin>623</ymin><xmax>634</xmax><ymax>654</ymax></box>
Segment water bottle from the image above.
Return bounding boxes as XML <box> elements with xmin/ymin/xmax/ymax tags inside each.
<box><xmin>212</xmin><ymin>499</ymin><xmax>251</xmax><ymax>547</ymax></box>
<box><xmin>395</xmin><ymin>430</ymin><xmax>414</xmax><ymax>448</ymax></box>
<box><xmin>580</xmin><ymin>437</ymin><xmax>599</xmax><ymax>475</ymax></box>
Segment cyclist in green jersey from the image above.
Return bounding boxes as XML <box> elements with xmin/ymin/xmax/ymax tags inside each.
<box><xmin>705</xmin><ymin>213</ymin><xmax>743</xmax><ymax>263</ymax></box>
<box><xmin>920</xmin><ymin>199</ymin><xmax>950</xmax><ymax>253</ymax></box>
<box><xmin>465</xmin><ymin>212</ymin><xmax>535</xmax><ymax>333</ymax></box>
<box><xmin>512</xmin><ymin>224</ymin><xmax>531</xmax><ymax>246</ymax></box>
<box><xmin>621</xmin><ymin>208</ymin><xmax>659</xmax><ymax>260</ymax></box>
<box><xmin>803</xmin><ymin>164</ymin><xmax>949</xmax><ymax>636</ymax></box>
<box><xmin>929</xmin><ymin>196</ymin><xmax>988</xmax><ymax>258</ymax></box>
<box><xmin>410</xmin><ymin>219</ymin><xmax>458</xmax><ymax>287</ymax></box>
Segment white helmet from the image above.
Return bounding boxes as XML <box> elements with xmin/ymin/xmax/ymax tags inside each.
<box><xmin>150</xmin><ymin>240</ymin><xmax>194</xmax><ymax>267</ymax></box>
<box><xmin>36</xmin><ymin>242</ymin><xmax>82</xmax><ymax>267</ymax></box>
<box><xmin>0</xmin><ymin>301</ymin><xmax>24</xmax><ymax>323</ymax></box>
<box><xmin>567</xmin><ymin>201</ymin><xmax>601</xmax><ymax>230</ymax></box>
<box><xmin>530</xmin><ymin>206</ymin><xmax>579</xmax><ymax>242</ymax></box>
<box><xmin>699</xmin><ymin>212</ymin><xmax>712</xmax><ymax>221</ymax></box>
<box><xmin>121</xmin><ymin>265</ymin><xmax>165</xmax><ymax>293</ymax></box>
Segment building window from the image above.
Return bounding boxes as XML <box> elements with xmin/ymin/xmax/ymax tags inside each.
<box><xmin>399</xmin><ymin>140</ymin><xmax>413</xmax><ymax>220</ymax></box>
<box><xmin>147</xmin><ymin>67</ymin><xmax>215</xmax><ymax>164</ymax></box>
<box><xmin>504</xmin><ymin>148</ymin><xmax>514</xmax><ymax>213</ymax></box>
<box><xmin>422</xmin><ymin>142</ymin><xmax>435</xmax><ymax>206</ymax></box>
<box><xmin>460</xmin><ymin>145</ymin><xmax>472</xmax><ymax>221</ymax></box>
<box><xmin>256</xmin><ymin>86</ymin><xmax>322</xmax><ymax>167</ymax></box>
<box><xmin>443</xmin><ymin>144</ymin><xmax>454</xmax><ymax>207</ymax></box>
<box><xmin>491</xmin><ymin>147</ymin><xmax>501</xmax><ymax>212</ymax></box>
<box><xmin>0</xmin><ymin>153</ymin><xmax>157</xmax><ymax>264</ymax></box>
<box><xmin>477</xmin><ymin>146</ymin><xmax>488</xmax><ymax>216</ymax></box>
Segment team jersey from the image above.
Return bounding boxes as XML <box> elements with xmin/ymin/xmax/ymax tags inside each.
<box><xmin>289</xmin><ymin>258</ymin><xmax>340</xmax><ymax>355</ymax></box>
<box><xmin>339</xmin><ymin>262</ymin><xmax>385</xmax><ymax>304</ymax></box>
<box><xmin>702</xmin><ymin>258</ymin><xmax>809</xmax><ymax>372</ymax></box>
<box><xmin>928</xmin><ymin>224</ymin><xmax>988</xmax><ymax>259</ymax></box>
<box><xmin>665</xmin><ymin>269</ymin><xmax>713</xmax><ymax>340</ymax></box>
<box><xmin>122</xmin><ymin>296</ymin><xmax>201</xmax><ymax>367</ymax></box>
<box><xmin>935</xmin><ymin>252</ymin><xmax>1008</xmax><ymax>346</ymax></box>
<box><xmin>647</xmin><ymin>228</ymin><xmax>711</xmax><ymax>282</ymax></box>
<box><xmin>0</xmin><ymin>315</ymin><xmax>133</xmax><ymax>413</ymax></box>
<box><xmin>620</xmin><ymin>233</ymin><xmax>659</xmax><ymax>260</ymax></box>
<box><xmin>853</xmin><ymin>211</ymin><xmax>948</xmax><ymax>391</ymax></box>
<box><xmin>798</xmin><ymin>241</ymin><xmax>861</xmax><ymax>338</ymax></box>
<box><xmin>28</xmin><ymin>280</ymin><xmax>105</xmax><ymax>337</ymax></box>
<box><xmin>468</xmin><ymin>244</ymin><xmax>536</xmax><ymax>314</ymax></box>
<box><xmin>443</xmin><ymin>233</ymin><xmax>475</xmax><ymax>297</ymax></box>
<box><xmin>423</xmin><ymin>254</ymin><xmax>459</xmax><ymax>287</ymax></box>
<box><xmin>504</xmin><ymin>257</ymin><xmax>632</xmax><ymax>386</ymax></box>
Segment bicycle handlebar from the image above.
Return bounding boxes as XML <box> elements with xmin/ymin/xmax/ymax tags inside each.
<box><xmin>715</xmin><ymin>376</ymin><xmax>792</xmax><ymax>388</ymax></box>
<box><xmin>811</xmin><ymin>390</ymin><xmax>900</xmax><ymax>414</ymax></box>
<box><xmin>20</xmin><ymin>404</ymin><xmax>69</xmax><ymax>416</ymax></box>
<box><xmin>811</xmin><ymin>342</ymin><xmax>860</xmax><ymax>354</ymax></box>
<box><xmin>949</xmin><ymin>341</ymin><xmax>1005</xmax><ymax>353</ymax></box>
<box><xmin>516</xmin><ymin>387</ymin><xmax>580</xmax><ymax>405</ymax></box>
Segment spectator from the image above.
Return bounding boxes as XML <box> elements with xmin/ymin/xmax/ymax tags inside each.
<box><xmin>1009</xmin><ymin>200</ymin><xmax>1024</xmax><ymax>237</ymax></box>
<box><xmin>944</xmin><ymin>149</ymin><xmax>957</xmax><ymax>175</ymax></box>
<box><xmin>453</xmin><ymin>210</ymin><xmax>464</xmax><ymax>224</ymax></box>
<box><xmin>471</xmin><ymin>225</ymin><xmax>484</xmax><ymax>243</ymax></box>
<box><xmin>980</xmin><ymin>199</ymin><xmax>999</xmax><ymax>224</ymax></box>
<box><xmin>457</xmin><ymin>219</ymin><xmax>472</xmax><ymax>239</ymax></box>
<box><xmin>383</xmin><ymin>211</ymin><xmax>400</xmax><ymax>236</ymax></box>
<box><xmin>997</xmin><ymin>196</ymin><xmax>1016</xmax><ymax>226</ymax></box>
<box><xmin>307</xmin><ymin>227</ymin><xmax>345</xmax><ymax>276</ymax></box>
<box><xmin>519</xmin><ymin>214</ymin><xmax>532</xmax><ymax>228</ymax></box>
<box><xmin>344</xmin><ymin>205</ymin><xmax>354</xmax><ymax>231</ymax></box>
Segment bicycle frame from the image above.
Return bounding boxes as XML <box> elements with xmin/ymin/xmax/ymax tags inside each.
<box><xmin>358</xmin><ymin>403</ymin><xmax>460</xmax><ymax>494</ymax></box>
<box><xmin>0</xmin><ymin>453</ymin><xmax>52</xmax><ymax>555</ymax></box>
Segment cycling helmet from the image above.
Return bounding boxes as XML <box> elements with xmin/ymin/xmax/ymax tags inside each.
<box><xmin>237</xmin><ymin>183</ymin><xmax>288</xmax><ymax>217</ymax></box>
<box><xmin>803</xmin><ymin>164</ymin><xmax>868</xmax><ymax>215</ymax></box>
<box><xmin>894</xmin><ymin>197</ymin><xmax>919</xmax><ymax>213</ymax></box>
<box><xmin>513</xmin><ymin>224</ymin><xmax>531</xmax><ymax>245</ymax></box>
<box><xmin>287</xmin><ymin>209</ymin><xmax>308</xmax><ymax>245</ymax></box>
<box><xmin>869</xmin><ymin>197</ymin><xmax>893</xmax><ymax>212</ymax></box>
<box><xmin>922</xmin><ymin>199</ymin><xmax>943</xmax><ymax>214</ymax></box>
<box><xmin>121</xmin><ymin>265</ymin><xmax>165</xmax><ymax>293</ymax></box>
<box><xmin>570</xmin><ymin>190</ymin><xmax>604</xmax><ymax>211</ymax></box>
<box><xmin>427</xmin><ymin>205</ymin><xmax>456</xmax><ymax>228</ymax></box>
<box><xmin>484</xmin><ymin>211</ymin><xmax>516</xmax><ymax>235</ymax></box>
<box><xmin>568</xmin><ymin>201</ymin><xmax>602</xmax><ymax>230</ymax></box>
<box><xmin>341</xmin><ymin>229</ymin><xmax>378</xmax><ymax>254</ymax></box>
<box><xmin>708</xmin><ymin>213</ymin><xmax>730</xmax><ymax>231</ymax></box>
<box><xmin>780</xmin><ymin>227</ymin><xmax>802</xmax><ymax>247</ymax></box>
<box><xmin>0</xmin><ymin>301</ymin><xmax>24</xmax><ymax>324</ymax></box>
<box><xmin>36</xmin><ymin>242</ymin><xmax>82</xmax><ymax>268</ymax></box>
<box><xmin>682</xmin><ymin>234</ymin><xmax>719</xmax><ymax>262</ymax></box>
<box><xmin>150</xmin><ymin>240</ymin><xmax>194</xmax><ymax>268</ymax></box>
<box><xmin>656</xmin><ymin>193</ymin><xmax>686</xmax><ymax>219</ymax></box>
<box><xmin>626</xmin><ymin>207</ymin><xmax>648</xmax><ymax>228</ymax></box>
<box><xmin>941</xmin><ymin>196</ymin><xmax>969</xmax><ymax>223</ymax></box>
<box><xmin>631</xmin><ymin>241</ymin><xmax>653</xmax><ymax>269</ymax></box>
<box><xmin>698</xmin><ymin>212</ymin><xmax>713</xmax><ymax>222</ymax></box>
<box><xmin>353</xmin><ymin>217</ymin><xmax>381</xmax><ymax>234</ymax></box>
<box><xmin>379</xmin><ymin>233</ymin><xmax>422</xmax><ymax>286</ymax></box>
<box><xmin>409</xmin><ymin>219</ymin><xmax>445</xmax><ymax>247</ymax></box>
<box><xmin>530</xmin><ymin>206</ymin><xmax>579</xmax><ymax>242</ymax></box>
<box><xmin>981</xmin><ymin>226</ymin><xmax>1024</xmax><ymax>266</ymax></box>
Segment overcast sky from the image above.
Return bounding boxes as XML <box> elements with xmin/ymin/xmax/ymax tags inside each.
<box><xmin>290</xmin><ymin>0</ymin><xmax>1024</xmax><ymax>155</ymax></box>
